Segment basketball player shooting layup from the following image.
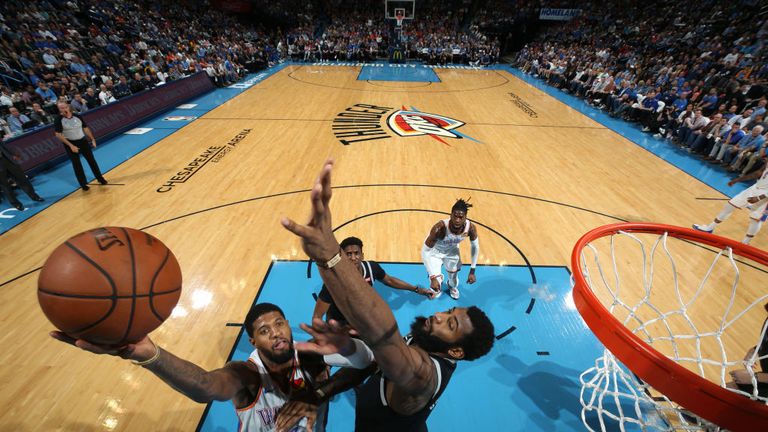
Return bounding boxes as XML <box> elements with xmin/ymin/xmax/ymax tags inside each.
<box><xmin>51</xmin><ymin>303</ymin><xmax>379</xmax><ymax>431</ymax></box>
<box><xmin>421</xmin><ymin>199</ymin><xmax>479</xmax><ymax>299</ymax></box>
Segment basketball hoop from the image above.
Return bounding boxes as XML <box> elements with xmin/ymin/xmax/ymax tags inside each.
<box><xmin>395</xmin><ymin>8</ymin><xmax>405</xmax><ymax>27</ymax></box>
<box><xmin>571</xmin><ymin>223</ymin><xmax>768</xmax><ymax>431</ymax></box>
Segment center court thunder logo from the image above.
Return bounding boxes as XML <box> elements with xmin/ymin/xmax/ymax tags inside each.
<box><xmin>332</xmin><ymin>104</ymin><xmax>480</xmax><ymax>145</ymax></box>
<box><xmin>387</xmin><ymin>107</ymin><xmax>481</xmax><ymax>145</ymax></box>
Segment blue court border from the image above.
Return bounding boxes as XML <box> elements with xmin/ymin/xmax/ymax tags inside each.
<box><xmin>0</xmin><ymin>63</ymin><xmax>290</xmax><ymax>235</ymax></box>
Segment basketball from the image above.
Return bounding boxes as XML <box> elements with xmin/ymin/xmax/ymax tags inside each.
<box><xmin>38</xmin><ymin>227</ymin><xmax>182</xmax><ymax>345</ymax></box>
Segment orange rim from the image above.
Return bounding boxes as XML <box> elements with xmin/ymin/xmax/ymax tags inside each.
<box><xmin>571</xmin><ymin>222</ymin><xmax>768</xmax><ymax>431</ymax></box>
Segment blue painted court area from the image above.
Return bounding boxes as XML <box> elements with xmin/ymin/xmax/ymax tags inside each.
<box><xmin>0</xmin><ymin>64</ymin><xmax>289</xmax><ymax>235</ymax></box>
<box><xmin>198</xmin><ymin>261</ymin><xmax>612</xmax><ymax>432</ymax></box>
<box><xmin>358</xmin><ymin>64</ymin><xmax>441</xmax><ymax>82</ymax></box>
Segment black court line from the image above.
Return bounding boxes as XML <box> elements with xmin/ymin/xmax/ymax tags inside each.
<box><xmin>525</xmin><ymin>298</ymin><xmax>536</xmax><ymax>314</ymax></box>
<box><xmin>88</xmin><ymin>182</ymin><xmax>126</xmax><ymax>186</ymax></box>
<box><xmin>7</xmin><ymin>183</ymin><xmax>767</xmax><ymax>288</ymax></box>
<box><xmin>194</xmin><ymin>261</ymin><xmax>274</xmax><ymax>432</ymax></box>
<box><xmin>198</xmin><ymin>117</ymin><xmax>603</xmax><ymax>130</ymax></box>
<box><xmin>225</xmin><ymin>322</ymin><xmax>243</xmax><ymax>327</ymax></box>
<box><xmin>366</xmin><ymin>80</ymin><xmax>433</xmax><ymax>88</ymax></box>
<box><xmin>495</xmin><ymin>325</ymin><xmax>517</xmax><ymax>340</ymax></box>
<box><xmin>468</xmin><ymin>123</ymin><xmax>606</xmax><ymax>130</ymax></box>
<box><xmin>696</xmin><ymin>197</ymin><xmax>729</xmax><ymax>201</ymax></box>
<box><xmin>0</xmin><ymin>182</ymin><xmax>658</xmax><ymax>288</ymax></box>
<box><xmin>304</xmin><ymin>208</ymin><xmax>537</xmax><ymax>286</ymax></box>
<box><xmin>286</xmin><ymin>65</ymin><xmax>510</xmax><ymax>93</ymax></box>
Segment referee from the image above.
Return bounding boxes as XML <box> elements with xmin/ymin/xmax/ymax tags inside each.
<box><xmin>54</xmin><ymin>101</ymin><xmax>107</xmax><ymax>191</ymax></box>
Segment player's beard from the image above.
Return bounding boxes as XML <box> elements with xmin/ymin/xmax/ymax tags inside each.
<box><xmin>410</xmin><ymin>316</ymin><xmax>454</xmax><ymax>355</ymax></box>
<box><xmin>263</xmin><ymin>340</ymin><xmax>294</xmax><ymax>364</ymax></box>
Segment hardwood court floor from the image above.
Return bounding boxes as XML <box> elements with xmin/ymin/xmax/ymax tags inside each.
<box><xmin>0</xmin><ymin>65</ymin><xmax>765</xmax><ymax>431</ymax></box>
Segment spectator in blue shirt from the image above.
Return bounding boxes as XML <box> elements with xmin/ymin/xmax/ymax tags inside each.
<box><xmin>672</xmin><ymin>93</ymin><xmax>689</xmax><ymax>113</ymax></box>
<box><xmin>699</xmin><ymin>88</ymin><xmax>719</xmax><ymax>116</ymax></box>
<box><xmin>69</xmin><ymin>56</ymin><xmax>88</xmax><ymax>74</ymax></box>
<box><xmin>633</xmin><ymin>90</ymin><xmax>660</xmax><ymax>128</ymax></box>
<box><xmin>751</xmin><ymin>98</ymin><xmax>767</xmax><ymax>120</ymax></box>
<box><xmin>709</xmin><ymin>122</ymin><xmax>746</xmax><ymax>162</ymax></box>
<box><xmin>6</xmin><ymin>107</ymin><xmax>31</xmax><ymax>135</ymax></box>
<box><xmin>34</xmin><ymin>81</ymin><xmax>57</xmax><ymax>106</ymax></box>
<box><xmin>728</xmin><ymin>126</ymin><xmax>766</xmax><ymax>172</ymax></box>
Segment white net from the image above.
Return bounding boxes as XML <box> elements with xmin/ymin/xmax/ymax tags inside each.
<box><xmin>575</xmin><ymin>228</ymin><xmax>768</xmax><ymax>431</ymax></box>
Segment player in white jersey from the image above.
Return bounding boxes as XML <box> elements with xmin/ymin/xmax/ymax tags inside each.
<box><xmin>421</xmin><ymin>199</ymin><xmax>480</xmax><ymax>299</ymax></box>
<box><xmin>694</xmin><ymin>164</ymin><xmax>768</xmax><ymax>244</ymax></box>
<box><xmin>52</xmin><ymin>303</ymin><xmax>333</xmax><ymax>432</ymax></box>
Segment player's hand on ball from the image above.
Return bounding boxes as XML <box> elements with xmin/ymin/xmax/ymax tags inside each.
<box><xmin>467</xmin><ymin>273</ymin><xmax>477</xmax><ymax>284</ymax></box>
<box><xmin>50</xmin><ymin>331</ymin><xmax>157</xmax><ymax>362</ymax></box>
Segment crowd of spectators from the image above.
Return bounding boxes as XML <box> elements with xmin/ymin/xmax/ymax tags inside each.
<box><xmin>514</xmin><ymin>0</ymin><xmax>768</xmax><ymax>177</ymax></box>
<box><xmin>285</xmin><ymin>0</ymin><xmax>390</xmax><ymax>62</ymax></box>
<box><xmin>0</xmin><ymin>0</ymin><xmax>506</xmax><ymax>142</ymax></box>
<box><xmin>0</xmin><ymin>0</ymin><xmax>284</xmax><ymax>141</ymax></box>
<box><xmin>405</xmin><ymin>1</ymin><xmax>500</xmax><ymax>66</ymax></box>
<box><xmin>283</xmin><ymin>0</ymin><xmax>500</xmax><ymax>66</ymax></box>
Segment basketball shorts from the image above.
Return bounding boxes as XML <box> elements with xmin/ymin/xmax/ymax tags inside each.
<box><xmin>729</xmin><ymin>186</ymin><xmax>768</xmax><ymax>220</ymax></box>
<box><xmin>424</xmin><ymin>248</ymin><xmax>461</xmax><ymax>281</ymax></box>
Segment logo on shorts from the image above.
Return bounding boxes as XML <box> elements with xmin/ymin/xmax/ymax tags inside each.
<box><xmin>387</xmin><ymin>106</ymin><xmax>481</xmax><ymax>145</ymax></box>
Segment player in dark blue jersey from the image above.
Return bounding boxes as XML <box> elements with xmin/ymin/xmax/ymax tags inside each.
<box><xmin>282</xmin><ymin>160</ymin><xmax>495</xmax><ymax>431</ymax></box>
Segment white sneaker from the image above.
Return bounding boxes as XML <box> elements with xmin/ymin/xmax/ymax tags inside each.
<box><xmin>431</xmin><ymin>288</ymin><xmax>442</xmax><ymax>299</ymax></box>
<box><xmin>692</xmin><ymin>224</ymin><xmax>713</xmax><ymax>233</ymax></box>
<box><xmin>449</xmin><ymin>287</ymin><xmax>460</xmax><ymax>299</ymax></box>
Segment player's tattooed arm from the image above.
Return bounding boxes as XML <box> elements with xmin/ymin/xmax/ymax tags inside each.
<box><xmin>144</xmin><ymin>350</ymin><xmax>252</xmax><ymax>403</ymax></box>
<box><xmin>50</xmin><ymin>333</ymin><xmax>251</xmax><ymax>404</ymax></box>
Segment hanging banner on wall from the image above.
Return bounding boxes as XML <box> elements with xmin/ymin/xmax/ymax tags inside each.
<box><xmin>539</xmin><ymin>8</ymin><xmax>582</xmax><ymax>21</ymax></box>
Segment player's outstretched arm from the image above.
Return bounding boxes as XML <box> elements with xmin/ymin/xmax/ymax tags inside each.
<box><xmin>50</xmin><ymin>332</ymin><xmax>249</xmax><ymax>403</ymax></box>
<box><xmin>381</xmin><ymin>274</ymin><xmax>433</xmax><ymax>297</ymax></box>
<box><xmin>281</xmin><ymin>160</ymin><xmax>437</xmax><ymax>392</ymax></box>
